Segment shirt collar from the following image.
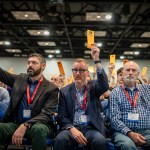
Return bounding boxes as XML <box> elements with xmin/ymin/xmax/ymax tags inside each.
<box><xmin>28</xmin><ymin>78</ymin><xmax>39</xmax><ymax>85</ymax></box>
<box><xmin>124</xmin><ymin>84</ymin><xmax>139</xmax><ymax>91</ymax></box>
<box><xmin>75</xmin><ymin>84</ymin><xmax>86</xmax><ymax>92</ymax></box>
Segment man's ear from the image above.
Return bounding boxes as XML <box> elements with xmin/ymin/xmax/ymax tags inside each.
<box><xmin>42</xmin><ymin>63</ymin><xmax>46</xmax><ymax>70</ymax></box>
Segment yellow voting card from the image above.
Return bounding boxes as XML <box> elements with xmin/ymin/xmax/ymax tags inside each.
<box><xmin>123</xmin><ymin>59</ymin><xmax>128</xmax><ymax>65</ymax></box>
<box><xmin>110</xmin><ymin>55</ymin><xmax>116</xmax><ymax>64</ymax></box>
<box><xmin>87</xmin><ymin>30</ymin><xmax>94</xmax><ymax>48</ymax></box>
<box><xmin>142</xmin><ymin>67</ymin><xmax>147</xmax><ymax>76</ymax></box>
<box><xmin>57</xmin><ymin>60</ymin><xmax>65</xmax><ymax>76</ymax></box>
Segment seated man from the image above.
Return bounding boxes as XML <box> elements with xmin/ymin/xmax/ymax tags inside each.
<box><xmin>0</xmin><ymin>53</ymin><xmax>59</xmax><ymax>150</ymax></box>
<box><xmin>54</xmin><ymin>44</ymin><xmax>109</xmax><ymax>150</ymax></box>
<box><xmin>110</xmin><ymin>61</ymin><xmax>150</xmax><ymax>150</ymax></box>
<box><xmin>0</xmin><ymin>86</ymin><xmax>10</xmax><ymax>121</ymax></box>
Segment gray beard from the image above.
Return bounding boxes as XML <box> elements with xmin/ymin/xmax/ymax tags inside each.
<box><xmin>124</xmin><ymin>77</ymin><xmax>135</xmax><ymax>86</ymax></box>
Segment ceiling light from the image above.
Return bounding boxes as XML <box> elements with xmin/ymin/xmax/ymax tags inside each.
<box><xmin>27</xmin><ymin>30</ymin><xmax>50</xmax><ymax>36</ymax></box>
<box><xmin>97</xmin><ymin>43</ymin><xmax>102</xmax><ymax>47</ymax></box>
<box><xmin>135</xmin><ymin>51</ymin><xmax>139</xmax><ymax>55</ymax></box>
<box><xmin>11</xmin><ymin>11</ymin><xmax>40</xmax><ymax>20</ymax></box>
<box><xmin>5</xmin><ymin>41</ymin><xmax>11</xmax><ymax>45</ymax></box>
<box><xmin>130</xmin><ymin>43</ymin><xmax>149</xmax><ymax>48</ymax></box>
<box><xmin>123</xmin><ymin>51</ymin><xmax>140</xmax><ymax>55</ymax></box>
<box><xmin>0</xmin><ymin>41</ymin><xmax>11</xmax><ymax>46</ymax></box>
<box><xmin>141</xmin><ymin>32</ymin><xmax>150</xmax><ymax>37</ymax></box>
<box><xmin>120</xmin><ymin>56</ymin><xmax>125</xmax><ymax>59</ymax></box>
<box><xmin>86</xmin><ymin>12</ymin><xmax>112</xmax><ymax>21</ymax></box>
<box><xmin>56</xmin><ymin>50</ymin><xmax>60</xmax><ymax>54</ymax></box>
<box><xmin>94</xmin><ymin>31</ymin><xmax>107</xmax><ymax>37</ymax></box>
<box><xmin>37</xmin><ymin>41</ymin><xmax>56</xmax><ymax>46</ymax></box>
<box><xmin>44</xmin><ymin>50</ymin><xmax>54</xmax><ymax>53</ymax></box>
<box><xmin>24</xmin><ymin>14</ymin><xmax>28</xmax><ymax>18</ymax></box>
<box><xmin>105</xmin><ymin>14</ymin><xmax>112</xmax><ymax>20</ymax></box>
<box><xmin>44</xmin><ymin>31</ymin><xmax>50</xmax><ymax>35</ymax></box>
<box><xmin>48</xmin><ymin>55</ymin><xmax>53</xmax><ymax>58</ymax></box>
<box><xmin>5</xmin><ymin>49</ymin><xmax>21</xmax><ymax>53</ymax></box>
<box><xmin>84</xmin><ymin>55</ymin><xmax>90</xmax><ymax>58</ymax></box>
<box><xmin>56</xmin><ymin>55</ymin><xmax>62</xmax><ymax>58</ymax></box>
<box><xmin>84</xmin><ymin>50</ymin><xmax>91</xmax><ymax>54</ymax></box>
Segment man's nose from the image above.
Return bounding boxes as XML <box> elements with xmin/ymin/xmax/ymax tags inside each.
<box><xmin>129</xmin><ymin>70</ymin><xmax>133</xmax><ymax>74</ymax></box>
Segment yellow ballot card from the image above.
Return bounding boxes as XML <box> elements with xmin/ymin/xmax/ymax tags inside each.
<box><xmin>8</xmin><ymin>67</ymin><xmax>14</xmax><ymax>74</ymax></box>
<box><xmin>87</xmin><ymin>30</ymin><xmax>94</xmax><ymax>48</ymax></box>
<box><xmin>57</xmin><ymin>60</ymin><xmax>65</xmax><ymax>76</ymax></box>
<box><xmin>142</xmin><ymin>67</ymin><xmax>147</xmax><ymax>76</ymax></box>
<box><xmin>110</xmin><ymin>55</ymin><xmax>116</xmax><ymax>64</ymax></box>
<box><xmin>123</xmin><ymin>59</ymin><xmax>128</xmax><ymax>65</ymax></box>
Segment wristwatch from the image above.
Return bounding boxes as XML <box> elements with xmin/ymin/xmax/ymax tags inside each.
<box><xmin>23</xmin><ymin>122</ymin><xmax>31</xmax><ymax>129</ymax></box>
<box><xmin>94</xmin><ymin>60</ymin><xmax>101</xmax><ymax>64</ymax></box>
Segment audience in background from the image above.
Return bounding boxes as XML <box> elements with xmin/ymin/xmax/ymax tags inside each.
<box><xmin>50</xmin><ymin>74</ymin><xmax>62</xmax><ymax>88</ymax></box>
<box><xmin>0</xmin><ymin>82</ymin><xmax>10</xmax><ymax>121</ymax></box>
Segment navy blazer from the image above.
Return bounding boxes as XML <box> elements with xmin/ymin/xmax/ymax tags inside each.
<box><xmin>0</xmin><ymin>68</ymin><xmax>59</xmax><ymax>126</ymax></box>
<box><xmin>58</xmin><ymin>68</ymin><xmax>109</xmax><ymax>135</ymax></box>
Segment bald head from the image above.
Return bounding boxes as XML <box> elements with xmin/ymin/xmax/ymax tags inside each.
<box><xmin>123</xmin><ymin>61</ymin><xmax>139</xmax><ymax>71</ymax></box>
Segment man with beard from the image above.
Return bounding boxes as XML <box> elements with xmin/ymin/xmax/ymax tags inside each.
<box><xmin>109</xmin><ymin>61</ymin><xmax>150</xmax><ymax>150</ymax></box>
<box><xmin>0</xmin><ymin>53</ymin><xmax>59</xmax><ymax>150</ymax></box>
<box><xmin>54</xmin><ymin>44</ymin><xmax>109</xmax><ymax>150</ymax></box>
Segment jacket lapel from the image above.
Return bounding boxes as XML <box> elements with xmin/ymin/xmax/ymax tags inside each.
<box><xmin>68</xmin><ymin>83</ymin><xmax>76</xmax><ymax>115</ymax></box>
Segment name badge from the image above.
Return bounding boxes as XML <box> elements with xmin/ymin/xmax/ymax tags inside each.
<box><xmin>128</xmin><ymin>113</ymin><xmax>139</xmax><ymax>122</ymax></box>
<box><xmin>23</xmin><ymin>109</ymin><xmax>31</xmax><ymax>119</ymax></box>
<box><xmin>80</xmin><ymin>115</ymin><xmax>90</xmax><ymax>124</ymax></box>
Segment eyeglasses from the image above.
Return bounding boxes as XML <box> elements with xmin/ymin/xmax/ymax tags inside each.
<box><xmin>72</xmin><ymin>68</ymin><xmax>88</xmax><ymax>73</ymax></box>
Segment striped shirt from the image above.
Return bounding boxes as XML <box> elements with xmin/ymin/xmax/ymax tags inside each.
<box><xmin>109</xmin><ymin>84</ymin><xmax>150</xmax><ymax>135</ymax></box>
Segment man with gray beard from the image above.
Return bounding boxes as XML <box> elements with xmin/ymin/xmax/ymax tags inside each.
<box><xmin>0</xmin><ymin>53</ymin><xmax>59</xmax><ymax>150</ymax></box>
<box><xmin>109</xmin><ymin>61</ymin><xmax>150</xmax><ymax>150</ymax></box>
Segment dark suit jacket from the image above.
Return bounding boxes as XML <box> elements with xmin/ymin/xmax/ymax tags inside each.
<box><xmin>0</xmin><ymin>68</ymin><xmax>59</xmax><ymax>126</ymax></box>
<box><xmin>58</xmin><ymin>68</ymin><xmax>109</xmax><ymax>135</ymax></box>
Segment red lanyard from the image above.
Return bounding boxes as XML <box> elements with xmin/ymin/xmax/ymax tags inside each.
<box><xmin>26</xmin><ymin>76</ymin><xmax>43</xmax><ymax>106</ymax></box>
<box><xmin>121</xmin><ymin>84</ymin><xmax>138</xmax><ymax>109</ymax></box>
<box><xmin>75</xmin><ymin>86</ymin><xmax>88</xmax><ymax>110</ymax></box>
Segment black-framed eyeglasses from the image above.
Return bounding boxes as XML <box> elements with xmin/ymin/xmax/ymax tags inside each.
<box><xmin>72</xmin><ymin>68</ymin><xmax>88</xmax><ymax>73</ymax></box>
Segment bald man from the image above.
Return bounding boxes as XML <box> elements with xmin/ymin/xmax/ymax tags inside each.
<box><xmin>109</xmin><ymin>61</ymin><xmax>150</xmax><ymax>150</ymax></box>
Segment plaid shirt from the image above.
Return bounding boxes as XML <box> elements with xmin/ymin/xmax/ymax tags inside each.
<box><xmin>109</xmin><ymin>84</ymin><xmax>150</xmax><ymax>135</ymax></box>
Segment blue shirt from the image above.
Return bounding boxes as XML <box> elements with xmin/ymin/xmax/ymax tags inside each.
<box><xmin>73</xmin><ymin>85</ymin><xmax>87</xmax><ymax>125</ymax></box>
<box><xmin>110</xmin><ymin>84</ymin><xmax>150</xmax><ymax>135</ymax></box>
<box><xmin>16</xmin><ymin>79</ymin><xmax>39</xmax><ymax>124</ymax></box>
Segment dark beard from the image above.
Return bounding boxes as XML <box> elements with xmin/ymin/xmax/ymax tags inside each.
<box><xmin>27</xmin><ymin>67</ymin><xmax>41</xmax><ymax>77</ymax></box>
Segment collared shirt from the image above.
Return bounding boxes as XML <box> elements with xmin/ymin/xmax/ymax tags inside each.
<box><xmin>16</xmin><ymin>79</ymin><xmax>39</xmax><ymax>124</ymax></box>
<box><xmin>73</xmin><ymin>85</ymin><xmax>86</xmax><ymax>125</ymax></box>
<box><xmin>110</xmin><ymin>84</ymin><xmax>150</xmax><ymax>135</ymax></box>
